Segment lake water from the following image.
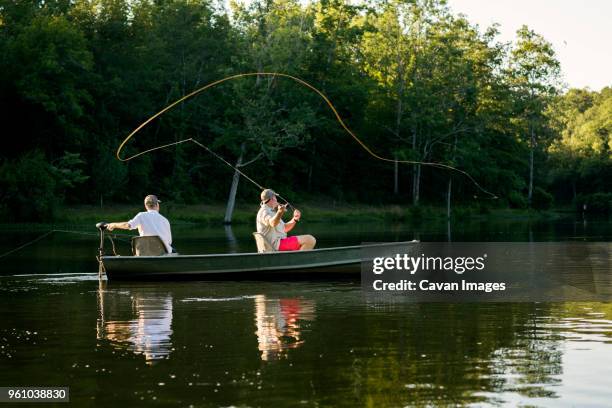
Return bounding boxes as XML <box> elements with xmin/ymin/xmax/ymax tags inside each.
<box><xmin>0</xmin><ymin>215</ymin><xmax>611</xmax><ymax>406</ymax></box>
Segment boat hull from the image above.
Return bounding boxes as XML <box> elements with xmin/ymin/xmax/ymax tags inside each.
<box><xmin>101</xmin><ymin>241</ymin><xmax>417</xmax><ymax>280</ymax></box>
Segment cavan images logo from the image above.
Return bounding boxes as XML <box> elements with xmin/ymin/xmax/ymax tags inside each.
<box><xmin>369</xmin><ymin>252</ymin><xmax>507</xmax><ymax>294</ymax></box>
<box><xmin>363</xmin><ymin>242</ymin><xmax>612</xmax><ymax>301</ymax></box>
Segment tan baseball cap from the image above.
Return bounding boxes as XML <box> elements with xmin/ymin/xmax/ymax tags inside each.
<box><xmin>260</xmin><ymin>189</ymin><xmax>276</xmax><ymax>203</ymax></box>
<box><xmin>144</xmin><ymin>195</ymin><xmax>161</xmax><ymax>207</ymax></box>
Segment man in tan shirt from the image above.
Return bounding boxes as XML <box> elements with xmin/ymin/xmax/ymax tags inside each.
<box><xmin>256</xmin><ymin>189</ymin><xmax>316</xmax><ymax>251</ymax></box>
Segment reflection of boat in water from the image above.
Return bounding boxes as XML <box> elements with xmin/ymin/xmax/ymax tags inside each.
<box><xmin>96</xmin><ymin>281</ymin><xmax>173</xmax><ymax>364</ymax></box>
<box><xmin>100</xmin><ymin>241</ymin><xmax>417</xmax><ymax>280</ymax></box>
<box><xmin>254</xmin><ymin>295</ymin><xmax>315</xmax><ymax>361</ymax></box>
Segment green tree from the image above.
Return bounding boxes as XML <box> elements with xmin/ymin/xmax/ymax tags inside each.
<box><xmin>0</xmin><ymin>151</ymin><xmax>87</xmax><ymax>221</ymax></box>
<box><xmin>307</xmin><ymin>0</ymin><xmax>370</xmax><ymax>197</ymax></box>
<box><xmin>220</xmin><ymin>0</ymin><xmax>318</xmax><ymax>223</ymax></box>
<box><xmin>2</xmin><ymin>11</ymin><xmax>93</xmax><ymax>155</ymax></box>
<box><xmin>548</xmin><ymin>87</ymin><xmax>612</xmax><ymax>201</ymax></box>
<box><xmin>508</xmin><ymin>25</ymin><xmax>561</xmax><ymax>207</ymax></box>
<box><xmin>360</xmin><ymin>1</ymin><xmax>504</xmax><ymax>210</ymax></box>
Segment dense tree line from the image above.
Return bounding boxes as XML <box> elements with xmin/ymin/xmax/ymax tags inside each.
<box><xmin>0</xmin><ymin>0</ymin><xmax>609</xmax><ymax>221</ymax></box>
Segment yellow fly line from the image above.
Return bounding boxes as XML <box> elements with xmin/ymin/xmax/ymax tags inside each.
<box><xmin>116</xmin><ymin>72</ymin><xmax>497</xmax><ymax>199</ymax></box>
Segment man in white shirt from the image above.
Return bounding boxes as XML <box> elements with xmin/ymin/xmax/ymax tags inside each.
<box><xmin>256</xmin><ymin>189</ymin><xmax>316</xmax><ymax>251</ymax></box>
<box><xmin>107</xmin><ymin>195</ymin><xmax>174</xmax><ymax>253</ymax></box>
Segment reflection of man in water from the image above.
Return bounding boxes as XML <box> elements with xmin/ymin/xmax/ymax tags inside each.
<box><xmin>97</xmin><ymin>284</ymin><xmax>173</xmax><ymax>364</ymax></box>
<box><xmin>254</xmin><ymin>295</ymin><xmax>315</xmax><ymax>361</ymax></box>
<box><xmin>133</xmin><ymin>296</ymin><xmax>173</xmax><ymax>361</ymax></box>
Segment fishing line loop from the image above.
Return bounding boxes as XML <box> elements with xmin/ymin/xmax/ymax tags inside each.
<box><xmin>116</xmin><ymin>72</ymin><xmax>497</xmax><ymax>200</ymax></box>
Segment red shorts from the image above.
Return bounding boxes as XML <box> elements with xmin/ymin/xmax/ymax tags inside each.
<box><xmin>278</xmin><ymin>236</ymin><xmax>300</xmax><ymax>251</ymax></box>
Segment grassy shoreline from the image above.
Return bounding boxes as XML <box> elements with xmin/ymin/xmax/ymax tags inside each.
<box><xmin>0</xmin><ymin>203</ymin><xmax>572</xmax><ymax>228</ymax></box>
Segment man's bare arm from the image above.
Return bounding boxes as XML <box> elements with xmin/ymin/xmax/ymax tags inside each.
<box><xmin>284</xmin><ymin>208</ymin><xmax>300</xmax><ymax>233</ymax></box>
<box><xmin>284</xmin><ymin>220</ymin><xmax>296</xmax><ymax>233</ymax></box>
<box><xmin>107</xmin><ymin>222</ymin><xmax>130</xmax><ymax>231</ymax></box>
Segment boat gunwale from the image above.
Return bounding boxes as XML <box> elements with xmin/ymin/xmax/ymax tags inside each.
<box><xmin>105</xmin><ymin>258</ymin><xmax>363</xmax><ymax>275</ymax></box>
<box><xmin>101</xmin><ymin>240</ymin><xmax>418</xmax><ymax>261</ymax></box>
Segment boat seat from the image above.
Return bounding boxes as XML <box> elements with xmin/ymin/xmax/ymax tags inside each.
<box><xmin>252</xmin><ymin>232</ymin><xmax>276</xmax><ymax>253</ymax></box>
<box><xmin>131</xmin><ymin>236</ymin><xmax>168</xmax><ymax>256</ymax></box>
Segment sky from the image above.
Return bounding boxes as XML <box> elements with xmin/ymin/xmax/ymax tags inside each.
<box><xmin>445</xmin><ymin>0</ymin><xmax>611</xmax><ymax>91</ymax></box>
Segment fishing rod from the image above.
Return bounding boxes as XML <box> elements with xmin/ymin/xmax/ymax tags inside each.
<box><xmin>190</xmin><ymin>139</ymin><xmax>294</xmax><ymax>209</ymax></box>
<box><xmin>116</xmin><ymin>72</ymin><xmax>498</xmax><ymax>201</ymax></box>
<box><xmin>121</xmin><ymin>137</ymin><xmax>295</xmax><ymax>208</ymax></box>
